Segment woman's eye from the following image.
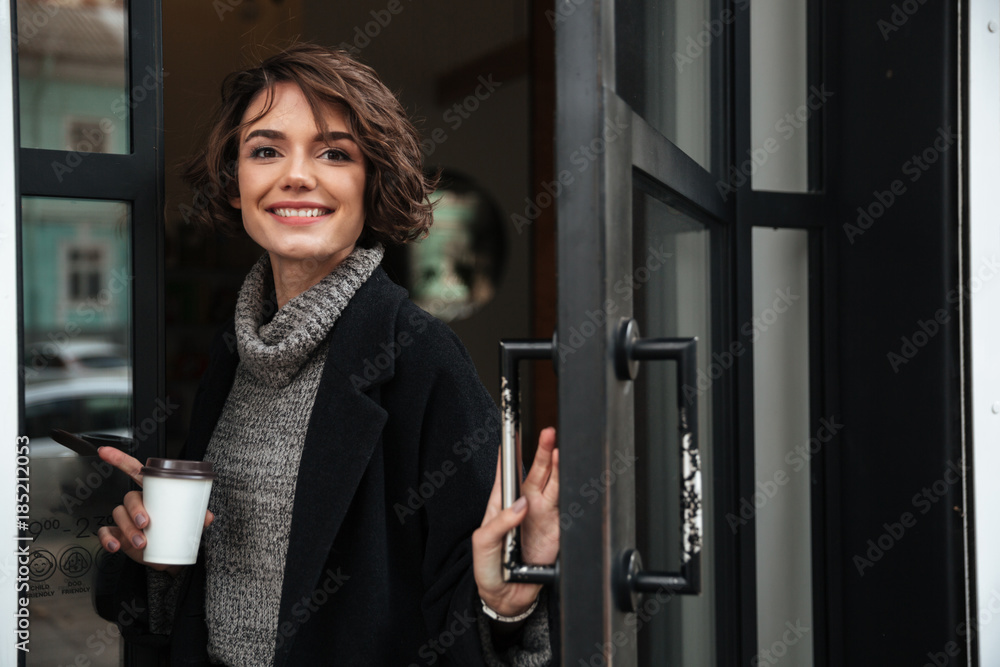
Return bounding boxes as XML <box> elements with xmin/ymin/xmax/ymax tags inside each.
<box><xmin>249</xmin><ymin>146</ymin><xmax>277</xmax><ymax>159</ymax></box>
<box><xmin>322</xmin><ymin>148</ymin><xmax>350</xmax><ymax>161</ymax></box>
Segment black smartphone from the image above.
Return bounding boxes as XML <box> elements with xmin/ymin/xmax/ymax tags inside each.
<box><xmin>49</xmin><ymin>429</ymin><xmax>101</xmax><ymax>457</ymax></box>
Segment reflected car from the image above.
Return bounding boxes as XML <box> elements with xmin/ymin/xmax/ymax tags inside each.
<box><xmin>23</xmin><ymin>340</ymin><xmax>129</xmax><ymax>384</ymax></box>
<box><xmin>24</xmin><ymin>375</ymin><xmax>131</xmax><ymax>458</ymax></box>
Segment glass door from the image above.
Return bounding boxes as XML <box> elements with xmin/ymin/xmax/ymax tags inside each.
<box><xmin>554</xmin><ymin>0</ymin><xmax>748</xmax><ymax>664</ymax></box>
<box><xmin>13</xmin><ymin>1</ymin><xmax>164</xmax><ymax>664</ymax></box>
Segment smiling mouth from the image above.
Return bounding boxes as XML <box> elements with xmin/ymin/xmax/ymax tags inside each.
<box><xmin>269</xmin><ymin>207</ymin><xmax>333</xmax><ymax>218</ymax></box>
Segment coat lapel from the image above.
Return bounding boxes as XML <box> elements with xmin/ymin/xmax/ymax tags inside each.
<box><xmin>274</xmin><ymin>268</ymin><xmax>407</xmax><ymax>663</ymax></box>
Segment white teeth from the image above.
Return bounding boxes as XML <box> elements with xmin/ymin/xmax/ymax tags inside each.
<box><xmin>271</xmin><ymin>207</ymin><xmax>330</xmax><ymax>218</ymax></box>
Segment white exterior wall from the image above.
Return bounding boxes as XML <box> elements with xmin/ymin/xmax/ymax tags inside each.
<box><xmin>969</xmin><ymin>1</ymin><xmax>1000</xmax><ymax>663</ymax></box>
<box><xmin>0</xmin><ymin>0</ymin><xmax>25</xmax><ymax>661</ymax></box>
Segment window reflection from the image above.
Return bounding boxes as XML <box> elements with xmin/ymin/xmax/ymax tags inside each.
<box><xmin>616</xmin><ymin>0</ymin><xmax>716</xmax><ymax>173</ymax></box>
<box><xmin>17</xmin><ymin>0</ymin><xmax>129</xmax><ymax>153</ymax></box>
<box><xmin>19</xmin><ymin>196</ymin><xmax>131</xmax><ymax>667</ymax></box>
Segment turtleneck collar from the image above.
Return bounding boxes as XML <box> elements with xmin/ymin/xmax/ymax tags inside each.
<box><xmin>234</xmin><ymin>245</ymin><xmax>385</xmax><ymax>387</ymax></box>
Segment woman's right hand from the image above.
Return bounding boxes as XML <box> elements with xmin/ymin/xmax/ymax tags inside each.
<box><xmin>95</xmin><ymin>446</ymin><xmax>214</xmax><ymax>576</ymax></box>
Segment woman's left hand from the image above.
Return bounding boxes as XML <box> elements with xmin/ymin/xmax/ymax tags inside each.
<box><xmin>472</xmin><ymin>427</ymin><xmax>560</xmax><ymax>618</ymax></box>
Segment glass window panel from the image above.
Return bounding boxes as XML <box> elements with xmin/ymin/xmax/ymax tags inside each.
<box><xmin>752</xmin><ymin>227</ymin><xmax>813</xmax><ymax>665</ymax></box>
<box><xmin>616</xmin><ymin>0</ymin><xmax>717</xmax><ymax>173</ymax></box>
<box><xmin>16</xmin><ymin>0</ymin><xmax>130</xmax><ymax>153</ymax></box>
<box><xmin>633</xmin><ymin>184</ymin><xmax>715</xmax><ymax>665</ymax></box>
<box><xmin>20</xmin><ymin>197</ymin><xmax>131</xmax><ymax>667</ymax></box>
<box><xmin>750</xmin><ymin>0</ymin><xmax>811</xmax><ymax>191</ymax></box>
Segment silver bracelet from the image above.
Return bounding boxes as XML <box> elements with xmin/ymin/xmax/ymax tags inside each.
<box><xmin>480</xmin><ymin>596</ymin><xmax>539</xmax><ymax>623</ymax></box>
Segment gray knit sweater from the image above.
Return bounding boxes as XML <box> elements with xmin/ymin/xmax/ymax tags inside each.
<box><xmin>203</xmin><ymin>246</ymin><xmax>384</xmax><ymax>666</ymax></box>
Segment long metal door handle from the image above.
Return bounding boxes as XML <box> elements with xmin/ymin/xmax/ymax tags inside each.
<box><xmin>498</xmin><ymin>337</ymin><xmax>559</xmax><ymax>585</ymax></box>
<box><xmin>613</xmin><ymin>318</ymin><xmax>702</xmax><ymax>611</ymax></box>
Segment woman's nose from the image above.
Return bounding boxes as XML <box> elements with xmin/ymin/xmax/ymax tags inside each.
<box><xmin>280</xmin><ymin>153</ymin><xmax>316</xmax><ymax>190</ymax></box>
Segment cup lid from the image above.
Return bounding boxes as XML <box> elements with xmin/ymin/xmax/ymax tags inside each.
<box><xmin>142</xmin><ymin>458</ymin><xmax>216</xmax><ymax>481</ymax></box>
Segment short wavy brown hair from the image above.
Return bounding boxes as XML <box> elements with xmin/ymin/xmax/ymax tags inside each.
<box><xmin>182</xmin><ymin>43</ymin><xmax>435</xmax><ymax>248</ymax></box>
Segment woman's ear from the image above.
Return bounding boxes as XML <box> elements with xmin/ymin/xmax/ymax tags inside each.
<box><xmin>229</xmin><ymin>196</ymin><xmax>241</xmax><ymax>209</ymax></box>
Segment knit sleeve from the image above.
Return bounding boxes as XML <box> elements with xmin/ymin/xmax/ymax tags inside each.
<box><xmin>146</xmin><ymin>568</ymin><xmax>185</xmax><ymax>635</ymax></box>
<box><xmin>92</xmin><ymin>553</ymin><xmax>171</xmax><ymax>653</ymax></box>
<box><xmin>477</xmin><ymin>591</ymin><xmax>553</xmax><ymax>667</ymax></box>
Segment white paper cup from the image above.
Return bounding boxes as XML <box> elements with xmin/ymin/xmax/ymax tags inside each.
<box><xmin>141</xmin><ymin>458</ymin><xmax>216</xmax><ymax>565</ymax></box>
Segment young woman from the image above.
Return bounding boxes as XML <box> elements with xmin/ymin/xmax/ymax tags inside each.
<box><xmin>96</xmin><ymin>44</ymin><xmax>559</xmax><ymax>666</ymax></box>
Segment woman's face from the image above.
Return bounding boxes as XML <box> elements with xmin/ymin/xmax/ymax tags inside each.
<box><xmin>230</xmin><ymin>81</ymin><xmax>367</xmax><ymax>272</ymax></box>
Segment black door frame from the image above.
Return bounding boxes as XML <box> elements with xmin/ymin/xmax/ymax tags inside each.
<box><xmin>12</xmin><ymin>1</ymin><xmax>165</xmax><ymax>665</ymax></box>
<box><xmin>14</xmin><ymin>1</ymin><xmax>165</xmax><ymax>460</ymax></box>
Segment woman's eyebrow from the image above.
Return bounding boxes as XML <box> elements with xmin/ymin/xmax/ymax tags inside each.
<box><xmin>244</xmin><ymin>129</ymin><xmax>283</xmax><ymax>143</ymax></box>
<box><xmin>316</xmin><ymin>131</ymin><xmax>356</xmax><ymax>143</ymax></box>
<box><xmin>242</xmin><ymin>129</ymin><xmax>356</xmax><ymax>144</ymax></box>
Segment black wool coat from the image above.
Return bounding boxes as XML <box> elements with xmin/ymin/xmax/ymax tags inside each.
<box><xmin>109</xmin><ymin>267</ymin><xmax>504</xmax><ymax>666</ymax></box>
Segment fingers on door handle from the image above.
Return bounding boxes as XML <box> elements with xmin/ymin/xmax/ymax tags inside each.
<box><xmin>499</xmin><ymin>336</ymin><xmax>560</xmax><ymax>585</ymax></box>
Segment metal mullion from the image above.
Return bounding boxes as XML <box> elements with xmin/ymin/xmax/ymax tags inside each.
<box><xmin>127</xmin><ymin>0</ymin><xmax>164</xmax><ymax>465</ymax></box>
<box><xmin>815</xmin><ymin>1</ymin><xmax>843</xmax><ymax>661</ymax></box>
<box><xmin>631</xmin><ymin>109</ymin><xmax>734</xmax><ymax>225</ymax></box>
<box><xmin>19</xmin><ymin>150</ymin><xmax>146</xmax><ymax>199</ymax></box>
<box><xmin>125</xmin><ymin>2</ymin><xmax>164</xmax><ymax>665</ymax></box>
<box><xmin>556</xmin><ymin>0</ymin><xmax>609</xmax><ymax>662</ymax></box>
<box><xmin>808</xmin><ymin>1</ymin><xmax>834</xmax><ymax>662</ymax></box>
<box><xmin>807</xmin><ymin>0</ymin><xmax>825</xmax><ymax>192</ymax></box>
<box><xmin>129</xmin><ymin>0</ymin><xmax>158</xmax><ymax>167</ymax></box>
<box><xmin>749</xmin><ymin>191</ymin><xmax>826</xmax><ymax>228</ymax></box>
<box><xmin>732</xmin><ymin>0</ymin><xmax>758</xmax><ymax>664</ymax></box>
<box><xmin>710</xmin><ymin>199</ymin><xmax>741</xmax><ymax>667</ymax></box>
<box><xmin>808</xmin><ymin>227</ymin><xmax>830</xmax><ymax>667</ymax></box>
<box><xmin>710</xmin><ymin>0</ymin><xmax>730</xmax><ymax>186</ymax></box>
<box><xmin>130</xmin><ymin>184</ymin><xmax>163</xmax><ymax>460</ymax></box>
